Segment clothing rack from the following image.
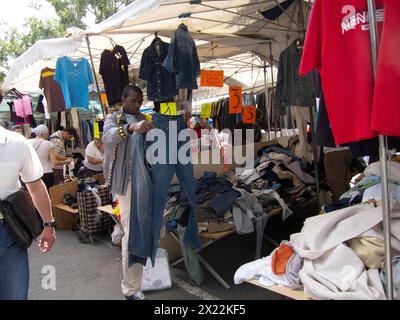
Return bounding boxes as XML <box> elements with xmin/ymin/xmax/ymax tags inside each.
<box><xmin>3</xmin><ymin>88</ymin><xmax>23</xmax><ymax>100</ymax></box>
<box><xmin>367</xmin><ymin>0</ymin><xmax>394</xmax><ymax>300</ymax></box>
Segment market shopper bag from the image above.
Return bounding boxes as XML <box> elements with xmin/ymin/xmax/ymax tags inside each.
<box><xmin>0</xmin><ymin>189</ymin><xmax>43</xmax><ymax>248</ymax></box>
<box><xmin>77</xmin><ymin>186</ymin><xmax>114</xmax><ymax>243</ymax></box>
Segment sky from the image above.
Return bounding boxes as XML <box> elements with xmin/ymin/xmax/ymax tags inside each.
<box><xmin>0</xmin><ymin>0</ymin><xmax>95</xmax><ymax>34</ymax></box>
<box><xmin>0</xmin><ymin>0</ymin><xmax>57</xmax><ymax>31</ymax></box>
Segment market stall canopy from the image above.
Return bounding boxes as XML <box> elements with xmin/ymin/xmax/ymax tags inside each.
<box><xmin>84</xmin><ymin>0</ymin><xmax>311</xmax><ymax>61</ymax></box>
<box><xmin>3</xmin><ymin>36</ymin><xmax>81</xmax><ymax>91</ymax></box>
<box><xmin>3</xmin><ymin>0</ymin><xmax>309</xmax><ymax>94</ymax></box>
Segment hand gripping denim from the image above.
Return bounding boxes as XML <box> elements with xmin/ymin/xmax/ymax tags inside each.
<box><xmin>149</xmin><ymin>113</ymin><xmax>200</xmax><ymax>260</ymax></box>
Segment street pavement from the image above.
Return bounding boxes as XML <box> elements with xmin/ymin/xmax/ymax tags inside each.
<box><xmin>28</xmin><ymin>213</ymin><xmax>306</xmax><ymax>300</ymax></box>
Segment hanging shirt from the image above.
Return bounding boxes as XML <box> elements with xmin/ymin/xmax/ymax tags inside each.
<box><xmin>370</xmin><ymin>0</ymin><xmax>400</xmax><ymax>137</ymax></box>
<box><xmin>140</xmin><ymin>38</ymin><xmax>178</xmax><ymax>102</ymax></box>
<box><xmin>39</xmin><ymin>67</ymin><xmax>67</xmax><ymax>112</ymax></box>
<box><xmin>162</xmin><ymin>23</ymin><xmax>200</xmax><ymax>90</ymax></box>
<box><xmin>54</xmin><ymin>57</ymin><xmax>94</xmax><ymax>109</ymax></box>
<box><xmin>99</xmin><ymin>45</ymin><xmax>130</xmax><ymax>106</ymax></box>
<box><xmin>300</xmin><ymin>0</ymin><xmax>386</xmax><ymax>145</ymax></box>
<box><xmin>275</xmin><ymin>41</ymin><xmax>316</xmax><ymax>116</ymax></box>
<box><xmin>14</xmin><ymin>95</ymin><xmax>33</xmax><ymax>117</ymax></box>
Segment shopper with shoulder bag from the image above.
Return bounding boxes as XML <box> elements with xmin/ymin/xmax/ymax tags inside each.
<box><xmin>0</xmin><ymin>123</ymin><xmax>56</xmax><ymax>300</ymax></box>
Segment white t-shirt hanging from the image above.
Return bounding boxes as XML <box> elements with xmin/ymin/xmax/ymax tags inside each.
<box><xmin>0</xmin><ymin>126</ymin><xmax>43</xmax><ymax>201</ymax></box>
<box><xmin>41</xmin><ymin>94</ymin><xmax>51</xmax><ymax>120</ymax></box>
<box><xmin>84</xmin><ymin>141</ymin><xmax>103</xmax><ymax>172</ymax></box>
<box><xmin>29</xmin><ymin>138</ymin><xmax>53</xmax><ymax>174</ymax></box>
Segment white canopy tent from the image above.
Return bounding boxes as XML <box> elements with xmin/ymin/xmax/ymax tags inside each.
<box><xmin>3</xmin><ymin>0</ymin><xmax>310</xmax><ymax>101</ymax></box>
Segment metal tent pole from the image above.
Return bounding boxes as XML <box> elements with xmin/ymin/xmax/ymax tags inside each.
<box><xmin>367</xmin><ymin>0</ymin><xmax>393</xmax><ymax>300</ymax></box>
<box><xmin>263</xmin><ymin>59</ymin><xmax>271</xmax><ymax>141</ymax></box>
<box><xmin>308</xmin><ymin>105</ymin><xmax>321</xmax><ymax>208</ymax></box>
<box><xmin>85</xmin><ymin>35</ymin><xmax>106</xmax><ymax>120</ymax></box>
<box><xmin>269</xmin><ymin>42</ymin><xmax>275</xmax><ymax>138</ymax></box>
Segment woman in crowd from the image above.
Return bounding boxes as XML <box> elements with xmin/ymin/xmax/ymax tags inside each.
<box><xmin>79</xmin><ymin>137</ymin><xmax>104</xmax><ymax>177</ymax></box>
<box><xmin>30</xmin><ymin>124</ymin><xmax>74</xmax><ymax>189</ymax></box>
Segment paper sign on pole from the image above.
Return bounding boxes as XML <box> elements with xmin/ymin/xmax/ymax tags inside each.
<box><xmin>100</xmin><ymin>92</ymin><xmax>109</xmax><ymax>107</ymax></box>
<box><xmin>229</xmin><ymin>86</ymin><xmax>242</xmax><ymax>114</ymax></box>
<box><xmin>94</xmin><ymin>122</ymin><xmax>100</xmax><ymax>139</ymax></box>
<box><xmin>201</xmin><ymin>103</ymin><xmax>212</xmax><ymax>118</ymax></box>
<box><xmin>243</xmin><ymin>106</ymin><xmax>257</xmax><ymax>124</ymax></box>
<box><xmin>200</xmin><ymin>70</ymin><xmax>224</xmax><ymax>87</ymax></box>
<box><xmin>160</xmin><ymin>102</ymin><xmax>177</xmax><ymax>115</ymax></box>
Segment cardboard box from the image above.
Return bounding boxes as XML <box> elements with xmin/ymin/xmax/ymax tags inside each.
<box><xmin>49</xmin><ymin>174</ymin><xmax>106</xmax><ymax>230</ymax></box>
<box><xmin>49</xmin><ymin>180</ymin><xmax>79</xmax><ymax>230</ymax></box>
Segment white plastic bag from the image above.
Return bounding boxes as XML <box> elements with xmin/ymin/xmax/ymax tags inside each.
<box><xmin>111</xmin><ymin>224</ymin><xmax>124</xmax><ymax>246</ymax></box>
<box><xmin>141</xmin><ymin>248</ymin><xmax>172</xmax><ymax>292</ymax></box>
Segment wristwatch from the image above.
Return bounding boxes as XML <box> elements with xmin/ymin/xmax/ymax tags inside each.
<box><xmin>43</xmin><ymin>218</ymin><xmax>56</xmax><ymax>228</ymax></box>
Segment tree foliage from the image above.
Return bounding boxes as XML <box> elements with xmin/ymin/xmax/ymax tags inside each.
<box><xmin>0</xmin><ymin>0</ymin><xmax>134</xmax><ymax>84</ymax></box>
<box><xmin>47</xmin><ymin>0</ymin><xmax>135</xmax><ymax>29</ymax></box>
<box><xmin>0</xmin><ymin>17</ymin><xmax>64</xmax><ymax>83</ymax></box>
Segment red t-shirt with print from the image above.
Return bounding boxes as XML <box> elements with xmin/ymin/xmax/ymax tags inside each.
<box><xmin>300</xmin><ymin>0</ymin><xmax>388</xmax><ymax>145</ymax></box>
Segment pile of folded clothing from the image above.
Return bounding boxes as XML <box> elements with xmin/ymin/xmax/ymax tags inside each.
<box><xmin>233</xmin><ymin>144</ymin><xmax>318</xmax><ymax>213</ymax></box>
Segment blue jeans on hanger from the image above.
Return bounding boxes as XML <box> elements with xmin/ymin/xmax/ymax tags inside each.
<box><xmin>0</xmin><ymin>223</ymin><xmax>29</xmax><ymax>300</ymax></box>
<box><xmin>149</xmin><ymin>113</ymin><xmax>200</xmax><ymax>257</ymax></box>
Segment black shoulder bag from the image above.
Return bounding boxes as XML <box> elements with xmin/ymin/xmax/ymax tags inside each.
<box><xmin>0</xmin><ymin>189</ymin><xmax>43</xmax><ymax>248</ymax></box>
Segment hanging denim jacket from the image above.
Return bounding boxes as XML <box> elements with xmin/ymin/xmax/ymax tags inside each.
<box><xmin>139</xmin><ymin>38</ymin><xmax>178</xmax><ymax>102</ymax></box>
<box><xmin>162</xmin><ymin>23</ymin><xmax>200</xmax><ymax>90</ymax></box>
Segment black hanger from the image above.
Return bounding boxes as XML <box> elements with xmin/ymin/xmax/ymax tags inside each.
<box><xmin>4</xmin><ymin>88</ymin><xmax>23</xmax><ymax>99</ymax></box>
<box><xmin>154</xmin><ymin>32</ymin><xmax>162</xmax><ymax>43</ymax></box>
<box><xmin>295</xmin><ymin>38</ymin><xmax>304</xmax><ymax>50</ymax></box>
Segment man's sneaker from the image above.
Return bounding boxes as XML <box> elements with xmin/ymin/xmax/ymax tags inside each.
<box><xmin>124</xmin><ymin>291</ymin><xmax>147</xmax><ymax>300</ymax></box>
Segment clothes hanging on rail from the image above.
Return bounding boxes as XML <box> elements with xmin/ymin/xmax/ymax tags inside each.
<box><xmin>256</xmin><ymin>88</ymin><xmax>276</xmax><ymax>131</ymax></box>
<box><xmin>163</xmin><ymin>23</ymin><xmax>200</xmax><ymax>90</ymax></box>
<box><xmin>99</xmin><ymin>45</ymin><xmax>130</xmax><ymax>106</ymax></box>
<box><xmin>13</xmin><ymin>95</ymin><xmax>32</xmax><ymax>117</ymax></box>
<box><xmin>35</xmin><ymin>95</ymin><xmax>51</xmax><ymax>120</ymax></box>
<box><xmin>370</xmin><ymin>0</ymin><xmax>400</xmax><ymax>137</ymax></box>
<box><xmin>8</xmin><ymin>101</ymin><xmax>26</xmax><ymax>124</ymax></box>
<box><xmin>300</xmin><ymin>0</ymin><xmax>388</xmax><ymax>145</ymax></box>
<box><xmin>39</xmin><ymin>67</ymin><xmax>66</xmax><ymax>112</ymax></box>
<box><xmin>55</xmin><ymin>57</ymin><xmax>94</xmax><ymax>109</ymax></box>
<box><xmin>312</xmin><ymin>60</ymin><xmax>400</xmax><ymax>156</ymax></box>
<box><xmin>275</xmin><ymin>40</ymin><xmax>315</xmax><ymax>117</ymax></box>
<box><xmin>139</xmin><ymin>38</ymin><xmax>178</xmax><ymax>102</ymax></box>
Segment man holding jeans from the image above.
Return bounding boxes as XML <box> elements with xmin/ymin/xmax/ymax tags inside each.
<box><xmin>103</xmin><ymin>85</ymin><xmax>152</xmax><ymax>300</ymax></box>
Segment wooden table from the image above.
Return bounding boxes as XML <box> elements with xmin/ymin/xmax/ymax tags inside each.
<box><xmin>246</xmin><ymin>279</ymin><xmax>309</xmax><ymax>300</ymax></box>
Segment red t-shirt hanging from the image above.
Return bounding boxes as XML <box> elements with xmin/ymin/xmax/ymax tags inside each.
<box><xmin>371</xmin><ymin>0</ymin><xmax>400</xmax><ymax>137</ymax></box>
<box><xmin>300</xmin><ymin>0</ymin><xmax>384</xmax><ymax>145</ymax></box>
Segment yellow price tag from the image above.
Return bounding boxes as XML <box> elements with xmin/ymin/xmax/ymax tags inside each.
<box><xmin>94</xmin><ymin>122</ymin><xmax>100</xmax><ymax>139</ymax></box>
<box><xmin>145</xmin><ymin>114</ymin><xmax>152</xmax><ymax>122</ymax></box>
<box><xmin>160</xmin><ymin>102</ymin><xmax>177</xmax><ymax>115</ymax></box>
<box><xmin>201</xmin><ymin>103</ymin><xmax>212</xmax><ymax>118</ymax></box>
<box><xmin>41</xmin><ymin>71</ymin><xmax>55</xmax><ymax>78</ymax></box>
